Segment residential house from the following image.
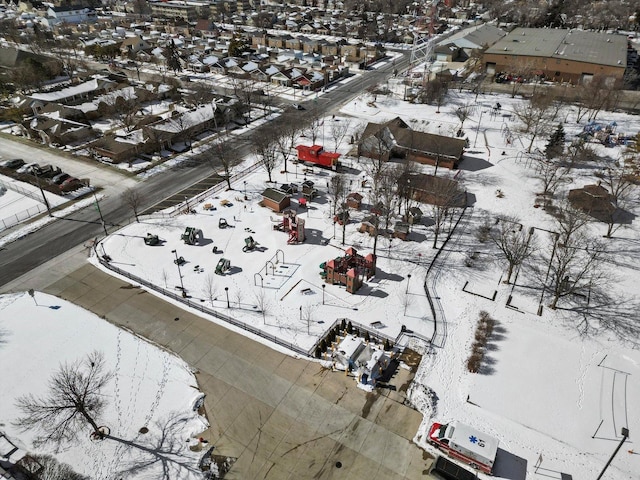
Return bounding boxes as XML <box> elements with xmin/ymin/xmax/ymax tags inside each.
<box><xmin>120</xmin><ymin>35</ymin><xmax>151</xmax><ymax>56</ymax></box>
<box><xmin>46</xmin><ymin>4</ymin><xmax>97</xmax><ymax>25</ymax></box>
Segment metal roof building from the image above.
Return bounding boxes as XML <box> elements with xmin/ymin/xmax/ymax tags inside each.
<box><xmin>483</xmin><ymin>28</ymin><xmax>627</xmax><ymax>84</ymax></box>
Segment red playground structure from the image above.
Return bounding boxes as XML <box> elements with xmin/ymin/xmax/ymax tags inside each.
<box><xmin>320</xmin><ymin>247</ymin><xmax>376</xmax><ymax>293</ymax></box>
<box><xmin>273</xmin><ymin>209</ymin><xmax>306</xmax><ymax>244</ymax></box>
<box><xmin>295</xmin><ymin>145</ymin><xmax>341</xmax><ymax>170</ymax></box>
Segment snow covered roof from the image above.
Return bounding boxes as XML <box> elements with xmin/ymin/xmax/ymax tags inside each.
<box><xmin>150</xmin><ymin>104</ymin><xmax>216</xmax><ymax>133</ymax></box>
<box><xmin>29</xmin><ymin>78</ymin><xmax>114</xmax><ymax>103</ymax></box>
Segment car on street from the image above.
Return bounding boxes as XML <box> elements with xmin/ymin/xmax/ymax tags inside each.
<box><xmin>291</xmin><ymin>103</ymin><xmax>305</xmax><ymax>110</ymax></box>
<box><xmin>1</xmin><ymin>158</ymin><xmax>25</xmax><ymax>169</ymax></box>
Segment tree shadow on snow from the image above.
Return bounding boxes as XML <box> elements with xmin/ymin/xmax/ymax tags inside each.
<box><xmin>110</xmin><ymin>412</ymin><xmax>204</xmax><ymax>480</ymax></box>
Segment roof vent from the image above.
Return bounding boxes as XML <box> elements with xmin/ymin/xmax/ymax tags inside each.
<box><xmin>607</xmin><ymin>39</ymin><xmax>611</xmax><ymax>42</ymax></box>
<box><xmin>503</xmin><ymin>47</ymin><xmax>508</xmax><ymax>51</ymax></box>
<box><xmin>522</xmin><ymin>31</ymin><xmax>525</xmax><ymax>35</ymax></box>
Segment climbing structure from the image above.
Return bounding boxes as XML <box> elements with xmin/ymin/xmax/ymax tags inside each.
<box><xmin>320</xmin><ymin>247</ymin><xmax>376</xmax><ymax>294</ymax></box>
<box><xmin>273</xmin><ymin>209</ymin><xmax>305</xmax><ymax>244</ymax></box>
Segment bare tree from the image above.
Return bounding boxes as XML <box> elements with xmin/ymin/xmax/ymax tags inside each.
<box><xmin>378</xmin><ymin>168</ymin><xmax>399</xmax><ymax>234</ymax></box>
<box><xmin>505</xmin><ymin>56</ymin><xmax>536</xmax><ymax>98</ymax></box>
<box><xmin>231</xmin><ymin>77</ymin><xmax>256</xmax><ymax>121</ymax></box>
<box><xmin>581</xmin><ymin>75</ymin><xmax>623</xmax><ymax>122</ymax></box>
<box><xmin>301</xmin><ymin>110</ymin><xmax>324</xmax><ymax>145</ymax></box>
<box><xmin>234</xmin><ymin>288</ymin><xmax>243</xmax><ymax>309</ymax></box>
<box><xmin>430</xmin><ymin>174</ymin><xmax>465</xmax><ymax>249</ymax></box>
<box><xmin>533</xmin><ymin>154</ymin><xmax>570</xmax><ymax>196</ymax></box>
<box><xmin>253</xmin><ymin>290</ymin><xmax>272</xmax><ymax>324</ymax></box>
<box><xmin>104</xmin><ymin>90</ymin><xmax>141</xmax><ymax>133</ymax></box>
<box><xmin>121</xmin><ymin>188</ymin><xmax>143</xmax><ymax>222</ymax></box>
<box><xmin>330</xmin><ymin>118</ymin><xmax>352</xmax><ymax>152</ymax></box>
<box><xmin>513</xmin><ymin>92</ymin><xmax>559</xmax><ymax>152</ymax></box>
<box><xmin>14</xmin><ymin>351</ymin><xmax>113</xmax><ymax>450</ymax></box>
<box><xmin>255</xmin><ymin>134</ymin><xmax>279</xmax><ymax>183</ymax></box>
<box><xmin>329</xmin><ymin>173</ymin><xmax>346</xmax><ymax>216</ymax></box>
<box><xmin>160</xmin><ymin>269</ymin><xmax>169</xmax><ymax>289</ymax></box>
<box><xmin>202</xmin><ymin>273</ymin><xmax>218</xmax><ymax>306</ymax></box>
<box><xmin>554</xmin><ymin>201</ymin><xmax>592</xmax><ymax>247</ymax></box>
<box><xmin>209</xmin><ymin>136</ymin><xmax>242</xmax><ymax>189</ymax></box>
<box><xmin>598</xmin><ymin>166</ymin><xmax>636</xmax><ymax>238</ymax></box>
<box><xmin>490</xmin><ymin>216</ymin><xmax>536</xmax><ymax>284</ymax></box>
<box><xmin>273</xmin><ymin>120</ymin><xmax>301</xmax><ymax>173</ymax></box>
<box><xmin>546</xmin><ymin>233</ymin><xmax>606</xmax><ymax>309</ymax></box>
<box><xmin>453</xmin><ymin>102</ymin><xmax>475</xmax><ymax>136</ymax></box>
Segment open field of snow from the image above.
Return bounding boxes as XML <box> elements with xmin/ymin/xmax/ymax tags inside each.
<box><xmin>0</xmin><ymin>292</ymin><xmax>208</xmax><ymax>479</ymax></box>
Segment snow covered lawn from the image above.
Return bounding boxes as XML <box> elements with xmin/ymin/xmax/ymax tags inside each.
<box><xmin>0</xmin><ymin>292</ymin><xmax>208</xmax><ymax>480</ymax></box>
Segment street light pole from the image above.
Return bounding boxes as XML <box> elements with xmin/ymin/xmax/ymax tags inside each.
<box><xmin>225</xmin><ymin>287</ymin><xmax>230</xmax><ymax>308</ymax></box>
<box><xmin>596</xmin><ymin>428</ymin><xmax>629</xmax><ymax>480</ymax></box>
<box><xmin>93</xmin><ymin>192</ymin><xmax>108</xmax><ymax>237</ymax></box>
<box><xmin>406</xmin><ymin>274</ymin><xmax>411</xmax><ymax>294</ymax></box>
<box><xmin>171</xmin><ymin>249</ymin><xmax>185</xmax><ymax>296</ymax></box>
<box><xmin>322</xmin><ymin>284</ymin><xmax>326</xmax><ymax>305</ymax></box>
<box><xmin>473</xmin><ymin>110</ymin><xmax>484</xmax><ymax>148</ymax></box>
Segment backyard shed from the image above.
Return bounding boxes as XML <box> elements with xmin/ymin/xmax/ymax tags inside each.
<box><xmin>260</xmin><ymin>188</ymin><xmax>290</xmax><ymax>212</ymax></box>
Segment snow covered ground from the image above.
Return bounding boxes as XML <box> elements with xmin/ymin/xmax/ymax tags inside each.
<box><xmin>0</xmin><ymin>292</ymin><xmax>208</xmax><ymax>479</ymax></box>
<box><xmin>93</xmin><ymin>86</ymin><xmax>640</xmax><ymax>480</ymax></box>
<box><xmin>3</xmin><ymin>77</ymin><xmax>640</xmax><ymax>480</ymax></box>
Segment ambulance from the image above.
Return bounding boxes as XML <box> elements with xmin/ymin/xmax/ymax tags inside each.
<box><xmin>428</xmin><ymin>421</ymin><xmax>498</xmax><ymax>474</ymax></box>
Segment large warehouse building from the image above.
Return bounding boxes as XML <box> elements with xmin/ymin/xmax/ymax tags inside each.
<box><xmin>483</xmin><ymin>28</ymin><xmax>627</xmax><ymax>84</ymax></box>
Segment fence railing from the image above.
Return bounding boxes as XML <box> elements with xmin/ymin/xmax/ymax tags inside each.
<box><xmin>1</xmin><ymin>179</ymin><xmax>45</xmax><ymax>204</ymax></box>
<box><xmin>95</xmin><ymin>251</ymin><xmax>311</xmax><ymax>357</ymax></box>
<box><xmin>0</xmin><ymin>203</ymin><xmax>47</xmax><ymax>232</ymax></box>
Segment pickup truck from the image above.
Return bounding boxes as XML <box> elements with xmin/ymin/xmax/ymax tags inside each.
<box><xmin>430</xmin><ymin>456</ymin><xmax>478</xmax><ymax>480</ymax></box>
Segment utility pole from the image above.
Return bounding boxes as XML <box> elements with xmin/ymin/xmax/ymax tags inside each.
<box><xmin>34</xmin><ymin>170</ymin><xmax>52</xmax><ymax>217</ymax></box>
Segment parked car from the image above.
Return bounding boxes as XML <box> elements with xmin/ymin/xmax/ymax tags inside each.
<box><xmin>16</xmin><ymin>162</ymin><xmax>40</xmax><ymax>174</ymax></box>
<box><xmin>59</xmin><ymin>177</ymin><xmax>83</xmax><ymax>192</ymax></box>
<box><xmin>291</xmin><ymin>103</ymin><xmax>304</xmax><ymax>110</ymax></box>
<box><xmin>51</xmin><ymin>172</ymin><xmax>71</xmax><ymax>185</ymax></box>
<box><xmin>1</xmin><ymin>158</ymin><xmax>25</xmax><ymax>169</ymax></box>
<box><xmin>33</xmin><ymin>164</ymin><xmax>60</xmax><ymax>178</ymax></box>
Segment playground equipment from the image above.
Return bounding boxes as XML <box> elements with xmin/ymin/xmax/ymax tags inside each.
<box><xmin>181</xmin><ymin>227</ymin><xmax>203</xmax><ymax>245</ymax></box>
<box><xmin>144</xmin><ymin>233</ymin><xmax>159</xmax><ymax>246</ymax></box>
<box><xmin>215</xmin><ymin>258</ymin><xmax>231</xmax><ymax>275</ymax></box>
<box><xmin>320</xmin><ymin>246</ymin><xmax>376</xmax><ymax>294</ymax></box>
<box><xmin>219</xmin><ymin>218</ymin><xmax>229</xmax><ymax>229</ymax></box>
<box><xmin>274</xmin><ymin>210</ymin><xmax>305</xmax><ymax>244</ymax></box>
<box><xmin>174</xmin><ymin>256</ymin><xmax>186</xmax><ymax>266</ymax></box>
<box><xmin>242</xmin><ymin>236</ymin><xmax>257</xmax><ymax>252</ymax></box>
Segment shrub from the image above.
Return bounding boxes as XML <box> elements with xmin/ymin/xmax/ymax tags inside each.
<box><xmin>466</xmin><ymin>351</ymin><xmax>483</xmax><ymax>373</ymax></box>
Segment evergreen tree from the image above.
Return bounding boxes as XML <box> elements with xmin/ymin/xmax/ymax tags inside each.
<box><xmin>545</xmin><ymin>123</ymin><xmax>565</xmax><ymax>159</ymax></box>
